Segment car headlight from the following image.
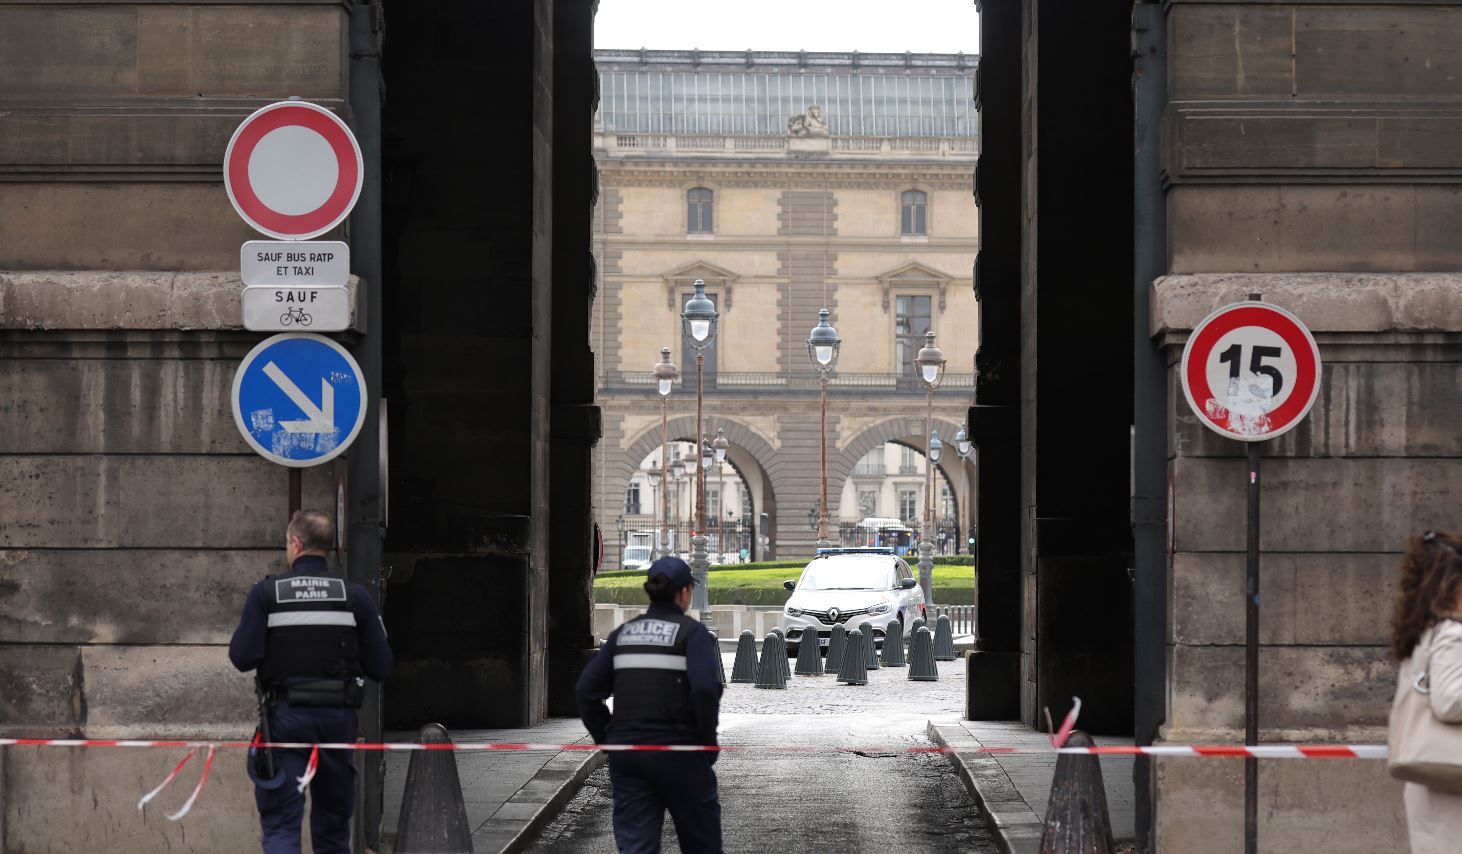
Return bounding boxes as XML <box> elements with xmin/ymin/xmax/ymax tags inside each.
<box><xmin>785</xmin><ymin>606</ymin><xmax>803</xmax><ymax>617</ymax></box>
<box><xmin>868</xmin><ymin>602</ymin><xmax>891</xmax><ymax>616</ymax></box>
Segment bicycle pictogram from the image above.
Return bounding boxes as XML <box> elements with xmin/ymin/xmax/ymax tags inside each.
<box><xmin>279</xmin><ymin>306</ymin><xmax>313</xmax><ymax>327</ymax></box>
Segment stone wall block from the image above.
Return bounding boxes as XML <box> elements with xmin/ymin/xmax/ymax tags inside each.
<box><xmin>0</xmin><ymin>184</ymin><xmax>262</xmax><ymax>271</ymax></box>
<box><xmin>0</xmin><ymin>456</ymin><xmax>334</xmax><ymax>549</ymax></box>
<box><xmin>1171</xmin><ymin>552</ymin><xmax>1394</xmax><ymax>646</ymax></box>
<box><xmin>1154</xmin><ymin>756</ymin><xmax>1405</xmax><ymax>854</ymax></box>
<box><xmin>1152</xmin><ymin>272</ymin><xmax>1462</xmax><ymax>336</ymax></box>
<box><xmin>1171</xmin><ymin>361</ymin><xmax>1462</xmax><ymax>460</ymax></box>
<box><xmin>1169</xmin><ymin>644</ymin><xmax>1393</xmax><ymax>734</ymax></box>
<box><xmin>0</xmin><ymin>7</ymin><xmax>139</xmax><ymax>98</ymax></box>
<box><xmin>1172</xmin><ymin>457</ymin><xmax>1462</xmax><ymax>553</ymax></box>
<box><xmin>80</xmin><ymin>645</ymin><xmax>254</xmax><ymax>736</ymax></box>
<box><xmin>3</xmin><ymin>747</ymin><xmax>260</xmax><ymax>853</ymax></box>
<box><xmin>1170</xmin><ymin>6</ymin><xmax>1295</xmax><ymax>99</ymax></box>
<box><xmin>0</xmin><ymin>549</ymin><xmax>272</xmax><ymax>645</ymax></box>
<box><xmin>1296</xmin><ymin>7</ymin><xmax>1462</xmax><ymax>99</ymax></box>
<box><xmin>0</xmin><ymin>646</ymin><xmax>79</xmax><ymax>736</ymax></box>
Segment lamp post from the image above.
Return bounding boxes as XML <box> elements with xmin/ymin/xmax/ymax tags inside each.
<box><xmin>913</xmin><ymin>330</ymin><xmax>946</xmax><ymax>605</ymax></box>
<box><xmin>681</xmin><ymin>280</ymin><xmax>719</xmax><ymax>621</ymax></box>
<box><xmin>928</xmin><ymin>430</ymin><xmax>944</xmax><ymax>554</ymax></box>
<box><xmin>713</xmin><ymin>428</ymin><xmax>730</xmax><ymax>560</ymax></box>
<box><xmin>807</xmin><ymin>308</ymin><xmax>842</xmax><ymax>549</ymax></box>
<box><xmin>953</xmin><ymin>422</ymin><xmax>973</xmax><ymax>555</ymax></box>
<box><xmin>652</xmin><ymin>348</ymin><xmax>679</xmax><ymax>560</ymax></box>
<box><xmin>669</xmin><ymin>456</ymin><xmax>686</xmax><ymax>555</ymax></box>
<box><xmin>645</xmin><ymin>466</ymin><xmax>662</xmax><ymax>560</ymax></box>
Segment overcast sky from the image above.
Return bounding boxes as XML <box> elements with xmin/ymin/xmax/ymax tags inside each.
<box><xmin>595</xmin><ymin>0</ymin><xmax>980</xmax><ymax>54</ymax></box>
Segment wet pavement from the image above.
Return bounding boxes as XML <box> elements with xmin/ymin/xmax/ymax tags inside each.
<box><xmin>525</xmin><ymin>656</ymin><xmax>995</xmax><ymax>853</ymax></box>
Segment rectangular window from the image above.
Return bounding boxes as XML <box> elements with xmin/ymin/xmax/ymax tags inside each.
<box><xmin>898</xmin><ymin>489</ymin><xmax>918</xmax><ymax>524</ymax></box>
<box><xmin>858</xmin><ymin>489</ymin><xmax>878</xmax><ymax>518</ymax></box>
<box><xmin>894</xmin><ymin>295</ymin><xmax>933</xmax><ymax>375</ymax></box>
<box><xmin>687</xmin><ymin>188</ymin><xmax>713</xmax><ymax>234</ymax></box>
<box><xmin>707</xmin><ymin>486</ymin><xmax>721</xmax><ymax>520</ymax></box>
<box><xmin>900</xmin><ymin>446</ymin><xmax>918</xmax><ymax>474</ymax></box>
<box><xmin>625</xmin><ymin>483</ymin><xmax>642</xmax><ymax>516</ymax></box>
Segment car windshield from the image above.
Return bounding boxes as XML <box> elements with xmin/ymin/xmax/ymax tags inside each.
<box><xmin>798</xmin><ymin>560</ymin><xmax>892</xmax><ymax>591</ymax></box>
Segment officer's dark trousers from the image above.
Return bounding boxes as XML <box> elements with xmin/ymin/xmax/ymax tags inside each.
<box><xmin>254</xmin><ymin>701</ymin><xmax>357</xmax><ymax>854</ymax></box>
<box><xmin>608</xmin><ymin>752</ymin><xmax>722</xmax><ymax>854</ymax></box>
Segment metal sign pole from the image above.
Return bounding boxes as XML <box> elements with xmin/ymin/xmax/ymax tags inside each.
<box><xmin>288</xmin><ymin>468</ymin><xmax>302</xmax><ymax>520</ymax></box>
<box><xmin>1245</xmin><ymin>439</ymin><xmax>1261</xmax><ymax>854</ymax></box>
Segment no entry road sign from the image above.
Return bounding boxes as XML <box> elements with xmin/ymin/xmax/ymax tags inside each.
<box><xmin>231</xmin><ymin>333</ymin><xmax>367</xmax><ymax>467</ymax></box>
<box><xmin>1180</xmin><ymin>301</ymin><xmax>1322</xmax><ymax>442</ymax></box>
<box><xmin>224</xmin><ymin>101</ymin><xmax>363</xmax><ymax>240</ymax></box>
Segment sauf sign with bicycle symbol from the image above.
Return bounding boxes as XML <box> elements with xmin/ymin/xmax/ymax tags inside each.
<box><xmin>1180</xmin><ymin>300</ymin><xmax>1322</xmax><ymax>442</ymax></box>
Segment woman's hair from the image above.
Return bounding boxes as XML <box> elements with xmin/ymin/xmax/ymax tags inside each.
<box><xmin>643</xmin><ymin>575</ymin><xmax>683</xmax><ymax>605</ymax></box>
<box><xmin>1391</xmin><ymin>530</ymin><xmax>1462</xmax><ymax>660</ymax></box>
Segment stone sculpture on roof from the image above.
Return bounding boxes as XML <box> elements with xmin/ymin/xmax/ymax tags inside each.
<box><xmin>787</xmin><ymin>104</ymin><xmax>830</xmax><ymax>137</ymax></box>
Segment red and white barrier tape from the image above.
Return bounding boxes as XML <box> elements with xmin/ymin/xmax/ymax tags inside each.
<box><xmin>0</xmin><ymin>737</ymin><xmax>1391</xmax><ymax>757</ymax></box>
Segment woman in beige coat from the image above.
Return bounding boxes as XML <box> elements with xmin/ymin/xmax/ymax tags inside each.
<box><xmin>1391</xmin><ymin>530</ymin><xmax>1462</xmax><ymax>852</ymax></box>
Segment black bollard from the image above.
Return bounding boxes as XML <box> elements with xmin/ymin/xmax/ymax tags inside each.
<box><xmin>709</xmin><ymin>631</ymin><xmax>726</xmax><ymax>685</ymax></box>
<box><xmin>1039</xmin><ymin>732</ymin><xmax>1115</xmax><ymax>854</ymax></box>
<box><xmin>770</xmin><ymin>627</ymin><xmax>792</xmax><ymax>681</ymax></box>
<box><xmin>825</xmin><ymin>623</ymin><xmax>847</xmax><ymax>673</ymax></box>
<box><xmin>794</xmin><ymin>628</ymin><xmax>824</xmax><ymax>676</ymax></box>
<box><xmin>881</xmin><ymin>618</ymin><xmax>906</xmax><ymax>667</ymax></box>
<box><xmin>908</xmin><ymin>626</ymin><xmax>938</xmax><ymax>681</ymax></box>
<box><xmin>755</xmin><ymin>632</ymin><xmax>788</xmax><ymax>689</ymax></box>
<box><xmin>858</xmin><ymin>621</ymin><xmax>880</xmax><ymax>670</ymax></box>
<box><xmin>837</xmin><ymin>629</ymin><xmax>869</xmax><ymax>686</ymax></box>
<box><xmin>731</xmin><ymin>629</ymin><xmax>758</xmax><ymax>683</ymax></box>
<box><xmin>934</xmin><ymin>614</ymin><xmax>958</xmax><ymax>661</ymax></box>
<box><xmin>394</xmin><ymin>723</ymin><xmax>472</xmax><ymax>854</ymax></box>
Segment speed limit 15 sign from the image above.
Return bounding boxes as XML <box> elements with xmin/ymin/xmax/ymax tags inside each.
<box><xmin>1180</xmin><ymin>301</ymin><xmax>1322</xmax><ymax>442</ymax></box>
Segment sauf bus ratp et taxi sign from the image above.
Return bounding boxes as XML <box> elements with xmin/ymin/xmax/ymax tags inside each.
<box><xmin>225</xmin><ymin>99</ymin><xmax>361</xmax><ymax>333</ymax></box>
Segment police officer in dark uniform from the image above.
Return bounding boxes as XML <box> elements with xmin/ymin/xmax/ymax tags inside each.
<box><xmin>229</xmin><ymin>509</ymin><xmax>393</xmax><ymax>854</ymax></box>
<box><xmin>577</xmin><ymin>556</ymin><xmax>724</xmax><ymax>853</ymax></box>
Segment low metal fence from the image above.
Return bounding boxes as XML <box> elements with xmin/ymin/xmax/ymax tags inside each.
<box><xmin>929</xmin><ymin>604</ymin><xmax>975</xmax><ymax>636</ymax></box>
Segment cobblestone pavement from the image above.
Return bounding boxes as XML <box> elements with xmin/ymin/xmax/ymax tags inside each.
<box><xmin>526</xmin><ymin>656</ymin><xmax>995</xmax><ymax>853</ymax></box>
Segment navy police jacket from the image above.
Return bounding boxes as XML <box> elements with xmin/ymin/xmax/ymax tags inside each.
<box><xmin>229</xmin><ymin>555</ymin><xmax>393</xmax><ymax>688</ymax></box>
<box><xmin>576</xmin><ymin>603</ymin><xmax>722</xmax><ymax>748</ymax></box>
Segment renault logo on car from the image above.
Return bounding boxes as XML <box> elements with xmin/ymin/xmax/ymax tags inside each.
<box><xmin>827</xmin><ymin>608</ymin><xmax>840</xmax><ymax>623</ymax></box>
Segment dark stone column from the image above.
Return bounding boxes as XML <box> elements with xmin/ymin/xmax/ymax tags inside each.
<box><xmin>967</xmin><ymin>0</ymin><xmax>1024</xmax><ymax>721</ymax></box>
<box><xmin>547</xmin><ymin>0</ymin><xmax>603</xmax><ymax>717</ymax></box>
<box><xmin>1022</xmin><ymin>0</ymin><xmax>1136</xmax><ymax>734</ymax></box>
<box><xmin>379</xmin><ymin>1</ymin><xmax>558</xmax><ymax>728</ymax></box>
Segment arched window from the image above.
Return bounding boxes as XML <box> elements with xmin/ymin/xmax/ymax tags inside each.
<box><xmin>687</xmin><ymin>187</ymin><xmax>714</xmax><ymax>234</ymax></box>
<box><xmin>900</xmin><ymin>189</ymin><xmax>927</xmax><ymax>236</ymax></box>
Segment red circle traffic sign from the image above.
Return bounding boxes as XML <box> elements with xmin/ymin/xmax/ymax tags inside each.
<box><xmin>224</xmin><ymin>101</ymin><xmax>363</xmax><ymax>240</ymax></box>
<box><xmin>1180</xmin><ymin>302</ymin><xmax>1322</xmax><ymax>442</ymax></box>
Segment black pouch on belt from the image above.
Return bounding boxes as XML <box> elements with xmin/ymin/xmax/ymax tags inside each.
<box><xmin>284</xmin><ymin>679</ymin><xmax>362</xmax><ymax>708</ymax></box>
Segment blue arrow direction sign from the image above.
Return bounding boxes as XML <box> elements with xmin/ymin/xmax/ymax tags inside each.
<box><xmin>231</xmin><ymin>333</ymin><xmax>367</xmax><ymax>467</ymax></box>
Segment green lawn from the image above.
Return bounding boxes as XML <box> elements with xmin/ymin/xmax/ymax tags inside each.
<box><xmin>595</xmin><ymin>561</ymin><xmax>975</xmax><ymax>607</ymax></box>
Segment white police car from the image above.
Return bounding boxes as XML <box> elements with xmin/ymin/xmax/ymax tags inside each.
<box><xmin>781</xmin><ymin>548</ymin><xmax>925</xmax><ymax>654</ymax></box>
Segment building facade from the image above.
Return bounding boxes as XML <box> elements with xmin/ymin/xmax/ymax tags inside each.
<box><xmin>592</xmin><ymin>50</ymin><xmax>980</xmax><ymax>568</ymax></box>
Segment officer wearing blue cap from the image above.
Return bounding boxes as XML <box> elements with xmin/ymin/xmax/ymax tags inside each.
<box><xmin>577</xmin><ymin>556</ymin><xmax>724</xmax><ymax>853</ymax></box>
<box><xmin>229</xmin><ymin>509</ymin><xmax>393</xmax><ymax>854</ymax></box>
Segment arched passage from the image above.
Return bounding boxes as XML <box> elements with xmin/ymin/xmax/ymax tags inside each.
<box><xmin>609</xmin><ymin>416</ymin><xmax>780</xmax><ymax>565</ymax></box>
<box><xmin>833</xmin><ymin>416</ymin><xmax>974</xmax><ymax>551</ymax></box>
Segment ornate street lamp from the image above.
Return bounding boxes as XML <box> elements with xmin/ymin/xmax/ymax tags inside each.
<box><xmin>645</xmin><ymin>466</ymin><xmax>662</xmax><ymax>560</ymax></box>
<box><xmin>807</xmin><ymin>308</ymin><xmax>841</xmax><ymax>548</ymax></box>
<box><xmin>651</xmin><ymin>347</ymin><xmax>679</xmax><ymax>560</ymax></box>
<box><xmin>913</xmin><ymin>330</ymin><xmax>946</xmax><ymax>604</ymax></box>
<box><xmin>681</xmin><ymin>280</ymin><xmax>719</xmax><ymax>621</ymax></box>
<box><xmin>953</xmin><ymin>422</ymin><xmax>973</xmax><ymax>555</ymax></box>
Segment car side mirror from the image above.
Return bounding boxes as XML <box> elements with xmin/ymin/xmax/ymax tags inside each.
<box><xmin>783</xmin><ymin>580</ymin><xmax>796</xmax><ymax>591</ymax></box>
<box><xmin>900</xmin><ymin>577</ymin><xmax>918</xmax><ymax>589</ymax></box>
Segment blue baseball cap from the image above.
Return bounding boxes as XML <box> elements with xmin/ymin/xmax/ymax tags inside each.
<box><xmin>647</xmin><ymin>556</ymin><xmax>698</xmax><ymax>589</ymax></box>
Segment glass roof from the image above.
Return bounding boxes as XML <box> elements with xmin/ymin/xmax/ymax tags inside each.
<box><xmin>596</xmin><ymin>50</ymin><xmax>978</xmax><ymax>138</ymax></box>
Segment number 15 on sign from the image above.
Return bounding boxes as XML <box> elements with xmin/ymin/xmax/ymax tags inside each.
<box><xmin>1180</xmin><ymin>301</ymin><xmax>1322</xmax><ymax>442</ymax></box>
